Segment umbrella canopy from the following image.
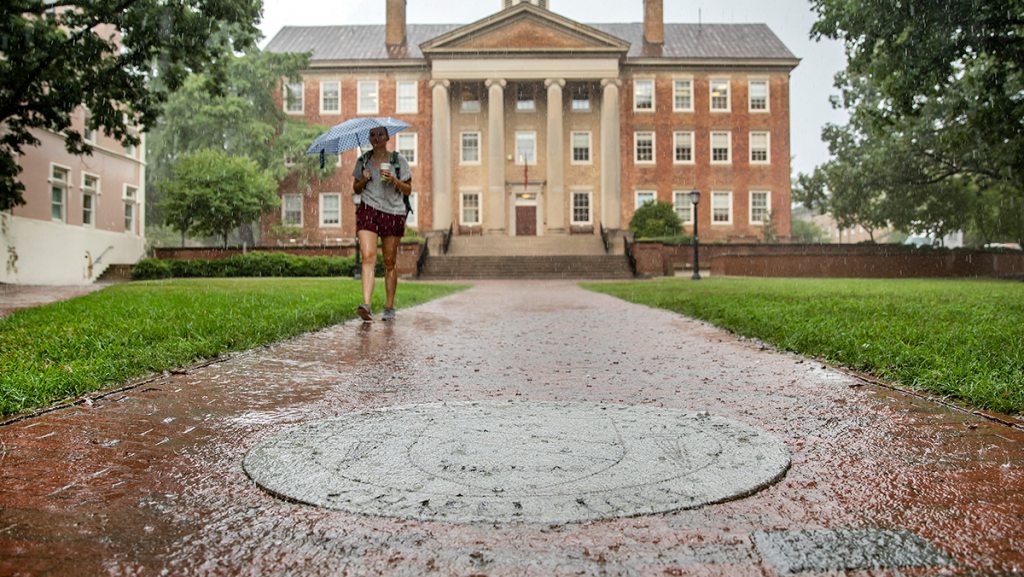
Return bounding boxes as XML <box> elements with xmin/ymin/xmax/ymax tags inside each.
<box><xmin>305</xmin><ymin>116</ymin><xmax>411</xmax><ymax>158</ymax></box>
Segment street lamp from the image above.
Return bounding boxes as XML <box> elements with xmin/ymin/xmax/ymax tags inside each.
<box><xmin>689</xmin><ymin>189</ymin><xmax>701</xmax><ymax>280</ymax></box>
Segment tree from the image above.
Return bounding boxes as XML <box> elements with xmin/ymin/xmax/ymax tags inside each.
<box><xmin>160</xmin><ymin>149</ymin><xmax>278</xmax><ymax>247</ymax></box>
<box><xmin>0</xmin><ymin>0</ymin><xmax>262</xmax><ymax>211</ymax></box>
<box><xmin>629</xmin><ymin>201</ymin><xmax>682</xmax><ymax>239</ymax></box>
<box><xmin>791</xmin><ymin>219</ymin><xmax>828</xmax><ymax>244</ymax></box>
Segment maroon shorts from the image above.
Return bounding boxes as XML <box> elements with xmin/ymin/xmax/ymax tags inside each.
<box><xmin>356</xmin><ymin>203</ymin><xmax>406</xmax><ymax>238</ymax></box>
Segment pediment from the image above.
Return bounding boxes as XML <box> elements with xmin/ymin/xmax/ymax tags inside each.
<box><xmin>421</xmin><ymin>3</ymin><xmax>629</xmax><ymax>56</ymax></box>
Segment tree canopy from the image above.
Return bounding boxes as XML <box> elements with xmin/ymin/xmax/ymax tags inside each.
<box><xmin>629</xmin><ymin>201</ymin><xmax>682</xmax><ymax>239</ymax></box>
<box><xmin>0</xmin><ymin>0</ymin><xmax>262</xmax><ymax>211</ymax></box>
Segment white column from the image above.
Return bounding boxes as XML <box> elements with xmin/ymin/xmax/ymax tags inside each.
<box><xmin>430</xmin><ymin>80</ymin><xmax>451</xmax><ymax>231</ymax></box>
<box><xmin>545</xmin><ymin>78</ymin><xmax>565</xmax><ymax>235</ymax></box>
<box><xmin>600</xmin><ymin>78</ymin><xmax>621</xmax><ymax>229</ymax></box>
<box><xmin>486</xmin><ymin>78</ymin><xmax>507</xmax><ymax>235</ymax></box>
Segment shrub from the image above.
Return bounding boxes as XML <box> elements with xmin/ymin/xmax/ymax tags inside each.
<box><xmin>132</xmin><ymin>258</ymin><xmax>173</xmax><ymax>280</ymax></box>
<box><xmin>132</xmin><ymin>252</ymin><xmax>371</xmax><ymax>279</ymax></box>
<box><xmin>630</xmin><ymin>201</ymin><xmax>682</xmax><ymax>239</ymax></box>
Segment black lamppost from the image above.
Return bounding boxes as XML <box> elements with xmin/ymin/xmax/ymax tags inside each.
<box><xmin>690</xmin><ymin>189</ymin><xmax>701</xmax><ymax>280</ymax></box>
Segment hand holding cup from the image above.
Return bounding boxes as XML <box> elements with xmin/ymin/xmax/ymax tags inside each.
<box><xmin>380</xmin><ymin>162</ymin><xmax>393</xmax><ymax>185</ymax></box>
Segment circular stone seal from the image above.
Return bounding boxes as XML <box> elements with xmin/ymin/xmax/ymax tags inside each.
<box><xmin>243</xmin><ymin>401</ymin><xmax>790</xmax><ymax>523</ymax></box>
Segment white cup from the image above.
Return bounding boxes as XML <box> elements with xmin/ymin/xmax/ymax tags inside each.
<box><xmin>353</xmin><ymin>193</ymin><xmax>362</xmax><ymax>205</ymax></box>
<box><xmin>380</xmin><ymin>162</ymin><xmax>392</xmax><ymax>182</ymax></box>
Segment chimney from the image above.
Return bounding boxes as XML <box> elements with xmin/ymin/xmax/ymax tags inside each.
<box><xmin>386</xmin><ymin>0</ymin><xmax>406</xmax><ymax>47</ymax></box>
<box><xmin>643</xmin><ymin>0</ymin><xmax>664</xmax><ymax>46</ymax></box>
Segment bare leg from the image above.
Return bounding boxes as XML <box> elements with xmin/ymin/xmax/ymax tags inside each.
<box><xmin>381</xmin><ymin>235</ymin><xmax>401</xmax><ymax>309</ymax></box>
<box><xmin>358</xmin><ymin>229</ymin><xmax>379</xmax><ymax>305</ymax></box>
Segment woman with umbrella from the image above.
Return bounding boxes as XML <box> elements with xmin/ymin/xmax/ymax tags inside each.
<box><xmin>350</xmin><ymin>125</ymin><xmax>413</xmax><ymax>321</ymax></box>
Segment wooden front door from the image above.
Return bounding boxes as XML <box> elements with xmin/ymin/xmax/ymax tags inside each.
<box><xmin>516</xmin><ymin>206</ymin><xmax>537</xmax><ymax>236</ymax></box>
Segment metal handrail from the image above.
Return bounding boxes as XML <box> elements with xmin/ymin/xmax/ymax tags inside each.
<box><xmin>599</xmin><ymin>222</ymin><xmax>610</xmax><ymax>253</ymax></box>
<box><xmin>442</xmin><ymin>223</ymin><xmax>453</xmax><ymax>254</ymax></box>
<box><xmin>415</xmin><ymin>239</ymin><xmax>429</xmax><ymax>277</ymax></box>
<box><xmin>624</xmin><ymin>236</ymin><xmax>637</xmax><ymax>276</ymax></box>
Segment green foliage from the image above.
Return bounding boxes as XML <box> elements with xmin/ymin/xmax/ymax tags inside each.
<box><xmin>630</xmin><ymin>201</ymin><xmax>682</xmax><ymax>239</ymax></box>
<box><xmin>132</xmin><ymin>252</ymin><xmax>380</xmax><ymax>280</ymax></box>
<box><xmin>0</xmin><ymin>0</ymin><xmax>262</xmax><ymax>211</ymax></box>
<box><xmin>585</xmin><ymin>278</ymin><xmax>1024</xmax><ymax>415</ymax></box>
<box><xmin>791</xmin><ymin>219</ymin><xmax>829</xmax><ymax>244</ymax></box>
<box><xmin>159</xmin><ymin>148</ymin><xmax>278</xmax><ymax>247</ymax></box>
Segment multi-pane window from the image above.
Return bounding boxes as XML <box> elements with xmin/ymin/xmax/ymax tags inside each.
<box><xmin>396</xmin><ymin>80</ymin><xmax>418</xmax><ymax>113</ymax></box>
<box><xmin>83</xmin><ymin>108</ymin><xmax>96</xmax><ymax>143</ymax></box>
<box><xmin>406</xmin><ymin>192</ymin><xmax>418</xmax><ymax>227</ymax></box>
<box><xmin>516</xmin><ymin>84</ymin><xmax>536</xmax><ymax>111</ymax></box>
<box><xmin>320</xmin><ymin>193</ymin><xmax>340</xmax><ymax>227</ymax></box>
<box><xmin>711</xmin><ymin>131</ymin><xmax>731</xmax><ymax>163</ymax></box>
<box><xmin>461</xmin><ymin>132</ymin><xmax>481</xmax><ymax>164</ymax></box>
<box><xmin>572</xmin><ymin>191</ymin><xmax>592</xmax><ymax>225</ymax></box>
<box><xmin>571</xmin><ymin>131</ymin><xmax>591</xmax><ymax>163</ymax></box>
<box><xmin>635</xmin><ymin>190</ymin><xmax>656</xmax><ymax>209</ymax></box>
<box><xmin>515</xmin><ymin>131</ymin><xmax>536</xmax><ymax>165</ymax></box>
<box><xmin>750</xmin><ymin>191</ymin><xmax>770</xmax><ymax>224</ymax></box>
<box><xmin>82</xmin><ymin>175</ymin><xmax>97</xmax><ymax>227</ymax></box>
<box><xmin>749</xmin><ymin>79</ymin><xmax>769</xmax><ymax>111</ymax></box>
<box><xmin>460</xmin><ymin>84</ymin><xmax>481</xmax><ymax>113</ymax></box>
<box><xmin>357</xmin><ymin>80</ymin><xmax>378</xmax><ymax>114</ymax></box>
<box><xmin>571</xmin><ymin>84</ymin><xmax>591</xmax><ymax>111</ymax></box>
<box><xmin>673</xmin><ymin>79</ymin><xmax>693</xmax><ymax>111</ymax></box>
<box><xmin>123</xmin><ymin>185</ymin><xmax>137</xmax><ymax>233</ymax></box>
<box><xmin>396</xmin><ymin>133</ymin><xmax>417</xmax><ymax>165</ymax></box>
<box><xmin>50</xmin><ymin>165</ymin><xmax>68</xmax><ymax>221</ymax></box>
<box><xmin>673</xmin><ymin>131</ymin><xmax>694</xmax><ymax>163</ymax></box>
<box><xmin>461</xmin><ymin>192</ymin><xmax>481</xmax><ymax>225</ymax></box>
<box><xmin>320</xmin><ymin>81</ymin><xmax>340</xmax><ymax>114</ymax></box>
<box><xmin>282</xmin><ymin>194</ymin><xmax>302</xmax><ymax>226</ymax></box>
<box><xmin>674</xmin><ymin>191</ymin><xmax>694</xmax><ymax>224</ymax></box>
<box><xmin>712</xmin><ymin>191</ymin><xmax>732</xmax><ymax>224</ymax></box>
<box><xmin>634</xmin><ymin>131</ymin><xmax>655</xmax><ymax>163</ymax></box>
<box><xmin>633</xmin><ymin>79</ymin><xmax>654</xmax><ymax>111</ymax></box>
<box><xmin>710</xmin><ymin>79</ymin><xmax>730</xmax><ymax>111</ymax></box>
<box><xmin>284</xmin><ymin>82</ymin><xmax>304</xmax><ymax>114</ymax></box>
<box><xmin>750</xmin><ymin>131</ymin><xmax>770</xmax><ymax>163</ymax></box>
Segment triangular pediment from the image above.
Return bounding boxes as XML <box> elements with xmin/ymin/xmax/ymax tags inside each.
<box><xmin>420</xmin><ymin>3</ymin><xmax>629</xmax><ymax>56</ymax></box>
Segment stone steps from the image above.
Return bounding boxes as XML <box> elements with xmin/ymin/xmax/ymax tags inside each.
<box><xmin>447</xmin><ymin>234</ymin><xmax>609</xmax><ymax>256</ymax></box>
<box><xmin>418</xmin><ymin>255</ymin><xmax>633</xmax><ymax>280</ymax></box>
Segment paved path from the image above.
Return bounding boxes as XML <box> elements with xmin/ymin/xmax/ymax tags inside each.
<box><xmin>1</xmin><ymin>280</ymin><xmax>1022</xmax><ymax>576</ymax></box>
<box><xmin>0</xmin><ymin>283</ymin><xmax>109</xmax><ymax>318</ymax></box>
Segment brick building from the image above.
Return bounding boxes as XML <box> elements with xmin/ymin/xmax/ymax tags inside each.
<box><xmin>262</xmin><ymin>0</ymin><xmax>798</xmax><ymax>245</ymax></box>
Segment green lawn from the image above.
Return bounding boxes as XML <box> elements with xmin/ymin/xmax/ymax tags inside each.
<box><xmin>583</xmin><ymin>278</ymin><xmax>1024</xmax><ymax>415</ymax></box>
<box><xmin>0</xmin><ymin>278</ymin><xmax>465</xmax><ymax>415</ymax></box>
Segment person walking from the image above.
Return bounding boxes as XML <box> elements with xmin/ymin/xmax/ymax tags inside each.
<box><xmin>351</xmin><ymin>125</ymin><xmax>413</xmax><ymax>322</ymax></box>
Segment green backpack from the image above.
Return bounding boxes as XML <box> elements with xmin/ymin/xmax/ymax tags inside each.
<box><xmin>359</xmin><ymin>150</ymin><xmax>412</xmax><ymax>215</ymax></box>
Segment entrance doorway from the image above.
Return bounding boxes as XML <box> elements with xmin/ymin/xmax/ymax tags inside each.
<box><xmin>516</xmin><ymin>206</ymin><xmax>537</xmax><ymax>236</ymax></box>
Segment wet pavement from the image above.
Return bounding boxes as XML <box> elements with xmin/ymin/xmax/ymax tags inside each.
<box><xmin>0</xmin><ymin>283</ymin><xmax>110</xmax><ymax>318</ymax></box>
<box><xmin>1</xmin><ymin>280</ymin><xmax>1023</xmax><ymax>576</ymax></box>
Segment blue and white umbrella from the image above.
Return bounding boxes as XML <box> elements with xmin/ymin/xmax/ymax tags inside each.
<box><xmin>306</xmin><ymin>116</ymin><xmax>411</xmax><ymax>168</ymax></box>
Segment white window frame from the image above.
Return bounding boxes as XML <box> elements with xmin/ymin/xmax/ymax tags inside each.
<box><xmin>459</xmin><ymin>84</ymin><xmax>481</xmax><ymax>113</ymax></box>
<box><xmin>49</xmin><ymin>163</ymin><xmax>70</xmax><ymax>222</ymax></box>
<box><xmin>82</xmin><ymin>108</ymin><xmax>96</xmax><ymax>143</ymax></box>
<box><xmin>357</xmin><ymin>80</ymin><xmax>379</xmax><ymax>115</ymax></box>
<box><xmin>633</xmin><ymin>78</ymin><xmax>655</xmax><ymax>112</ymax></box>
<box><xmin>319</xmin><ymin>193</ymin><xmax>341</xmax><ymax>228</ymax></box>
<box><xmin>396</xmin><ymin>80</ymin><xmax>418</xmax><ymax>114</ymax></box>
<box><xmin>396</xmin><ymin>132</ymin><xmax>417</xmax><ymax>166</ymax></box>
<box><xmin>712</xmin><ymin>190</ymin><xmax>732</xmax><ymax>225</ymax></box>
<box><xmin>123</xmin><ymin>184</ymin><xmax>138</xmax><ymax>234</ymax></box>
<box><xmin>635</xmin><ymin>190</ymin><xmax>656</xmax><ymax>210</ymax></box>
<box><xmin>570</xmin><ymin>131</ymin><xmax>591</xmax><ymax>165</ymax></box>
<box><xmin>571</xmin><ymin>84</ymin><xmax>591</xmax><ymax>112</ymax></box>
<box><xmin>81</xmin><ymin>173</ymin><xmax>99</xmax><ymax>228</ymax></box>
<box><xmin>750</xmin><ymin>131</ymin><xmax>771</xmax><ymax>164</ymax></box>
<box><xmin>673</xmin><ymin>191</ymin><xmax>694</xmax><ymax>224</ymax></box>
<box><xmin>284</xmin><ymin>82</ymin><xmax>304</xmax><ymax>114</ymax></box>
<box><xmin>571</xmin><ymin>190</ymin><xmax>593</xmax><ymax>225</ymax></box>
<box><xmin>282</xmin><ymin>193</ymin><xmax>303</xmax><ymax>226</ymax></box>
<box><xmin>710</xmin><ymin>78</ymin><xmax>731</xmax><ymax>112</ymax></box>
<box><xmin>320</xmin><ymin>80</ymin><xmax>340</xmax><ymax>114</ymax></box>
<box><xmin>460</xmin><ymin>190</ymin><xmax>482</xmax><ymax>226</ymax></box>
<box><xmin>748</xmin><ymin>78</ymin><xmax>770</xmax><ymax>112</ymax></box>
<box><xmin>711</xmin><ymin>131</ymin><xmax>732</xmax><ymax>164</ymax></box>
<box><xmin>515</xmin><ymin>84</ymin><xmax>536</xmax><ymax>112</ymax></box>
<box><xmin>673</xmin><ymin>131</ymin><xmax>694</xmax><ymax>164</ymax></box>
<box><xmin>673</xmin><ymin>77</ymin><xmax>693</xmax><ymax>112</ymax></box>
<box><xmin>515</xmin><ymin>131</ymin><xmax>537</xmax><ymax>166</ymax></box>
<box><xmin>750</xmin><ymin>190</ymin><xmax>771</xmax><ymax>225</ymax></box>
<box><xmin>460</xmin><ymin>131</ymin><xmax>481</xmax><ymax>165</ymax></box>
<box><xmin>634</xmin><ymin>131</ymin><xmax>655</xmax><ymax>164</ymax></box>
<box><xmin>406</xmin><ymin>191</ymin><xmax>418</xmax><ymax>228</ymax></box>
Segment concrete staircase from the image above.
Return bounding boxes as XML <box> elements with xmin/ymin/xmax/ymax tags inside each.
<box><xmin>418</xmin><ymin>234</ymin><xmax>633</xmax><ymax>280</ymax></box>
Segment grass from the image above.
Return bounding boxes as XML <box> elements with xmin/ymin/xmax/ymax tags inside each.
<box><xmin>0</xmin><ymin>278</ymin><xmax>466</xmax><ymax>416</ymax></box>
<box><xmin>583</xmin><ymin>277</ymin><xmax>1024</xmax><ymax>415</ymax></box>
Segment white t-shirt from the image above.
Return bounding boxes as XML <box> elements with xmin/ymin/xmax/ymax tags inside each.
<box><xmin>352</xmin><ymin>152</ymin><xmax>412</xmax><ymax>216</ymax></box>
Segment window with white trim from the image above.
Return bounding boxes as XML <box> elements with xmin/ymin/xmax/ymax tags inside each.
<box><xmin>515</xmin><ymin>131</ymin><xmax>536</xmax><ymax>165</ymax></box>
<box><xmin>284</xmin><ymin>82</ymin><xmax>304</xmax><ymax>114</ymax></box>
<box><xmin>406</xmin><ymin>192</ymin><xmax>418</xmax><ymax>227</ymax></box>
<box><xmin>571</xmin><ymin>83</ymin><xmax>591</xmax><ymax>111</ymax></box>
<box><xmin>82</xmin><ymin>174</ymin><xmax>98</xmax><ymax>227</ymax></box>
<box><xmin>673</xmin><ymin>131</ymin><xmax>694</xmax><ymax>163</ymax></box>
<box><xmin>673</xmin><ymin>79</ymin><xmax>693</xmax><ymax>111</ymax></box>
<box><xmin>320</xmin><ymin>81</ymin><xmax>340</xmax><ymax>114</ymax></box>
<box><xmin>123</xmin><ymin>185</ymin><xmax>138</xmax><ymax>233</ymax></box>
<box><xmin>320</xmin><ymin>193</ymin><xmax>341</xmax><ymax>227</ymax></box>
<box><xmin>749</xmin><ymin>79</ymin><xmax>769</xmax><ymax>112</ymax></box>
<box><xmin>396</xmin><ymin>80</ymin><xmax>418</xmax><ymax>113</ymax></box>
<box><xmin>711</xmin><ymin>131</ymin><xmax>731</xmax><ymax>164</ymax></box>
<box><xmin>571</xmin><ymin>131</ymin><xmax>591</xmax><ymax>164</ymax></box>
<box><xmin>712</xmin><ymin>191</ymin><xmax>732</xmax><ymax>224</ymax></box>
<box><xmin>282</xmin><ymin>193</ymin><xmax>302</xmax><ymax>226</ymax></box>
<box><xmin>50</xmin><ymin>165</ymin><xmax>69</xmax><ymax>222</ymax></box>
<box><xmin>516</xmin><ymin>83</ymin><xmax>536</xmax><ymax>112</ymax></box>
<box><xmin>460</xmin><ymin>191</ymin><xmax>481</xmax><ymax>225</ymax></box>
<box><xmin>396</xmin><ymin>132</ymin><xmax>417</xmax><ymax>165</ymax></box>
<box><xmin>750</xmin><ymin>131</ymin><xmax>770</xmax><ymax>163</ymax></box>
<box><xmin>83</xmin><ymin>108</ymin><xmax>96</xmax><ymax>143</ymax></box>
<box><xmin>635</xmin><ymin>190</ymin><xmax>656</xmax><ymax>209</ymax></box>
<box><xmin>633</xmin><ymin>79</ymin><xmax>654</xmax><ymax>111</ymax></box>
<box><xmin>750</xmin><ymin>191</ymin><xmax>770</xmax><ymax>225</ymax></box>
<box><xmin>634</xmin><ymin>131</ymin><xmax>655</xmax><ymax>164</ymax></box>
<box><xmin>460</xmin><ymin>84</ymin><xmax>481</xmax><ymax>113</ymax></box>
<box><xmin>674</xmin><ymin>191</ymin><xmax>694</xmax><ymax>224</ymax></box>
<box><xmin>571</xmin><ymin>191</ymin><xmax>592</xmax><ymax>225</ymax></box>
<box><xmin>460</xmin><ymin>132</ymin><xmax>481</xmax><ymax>164</ymax></box>
<box><xmin>357</xmin><ymin>80</ymin><xmax>378</xmax><ymax>114</ymax></box>
<box><xmin>710</xmin><ymin>78</ymin><xmax>730</xmax><ymax>111</ymax></box>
